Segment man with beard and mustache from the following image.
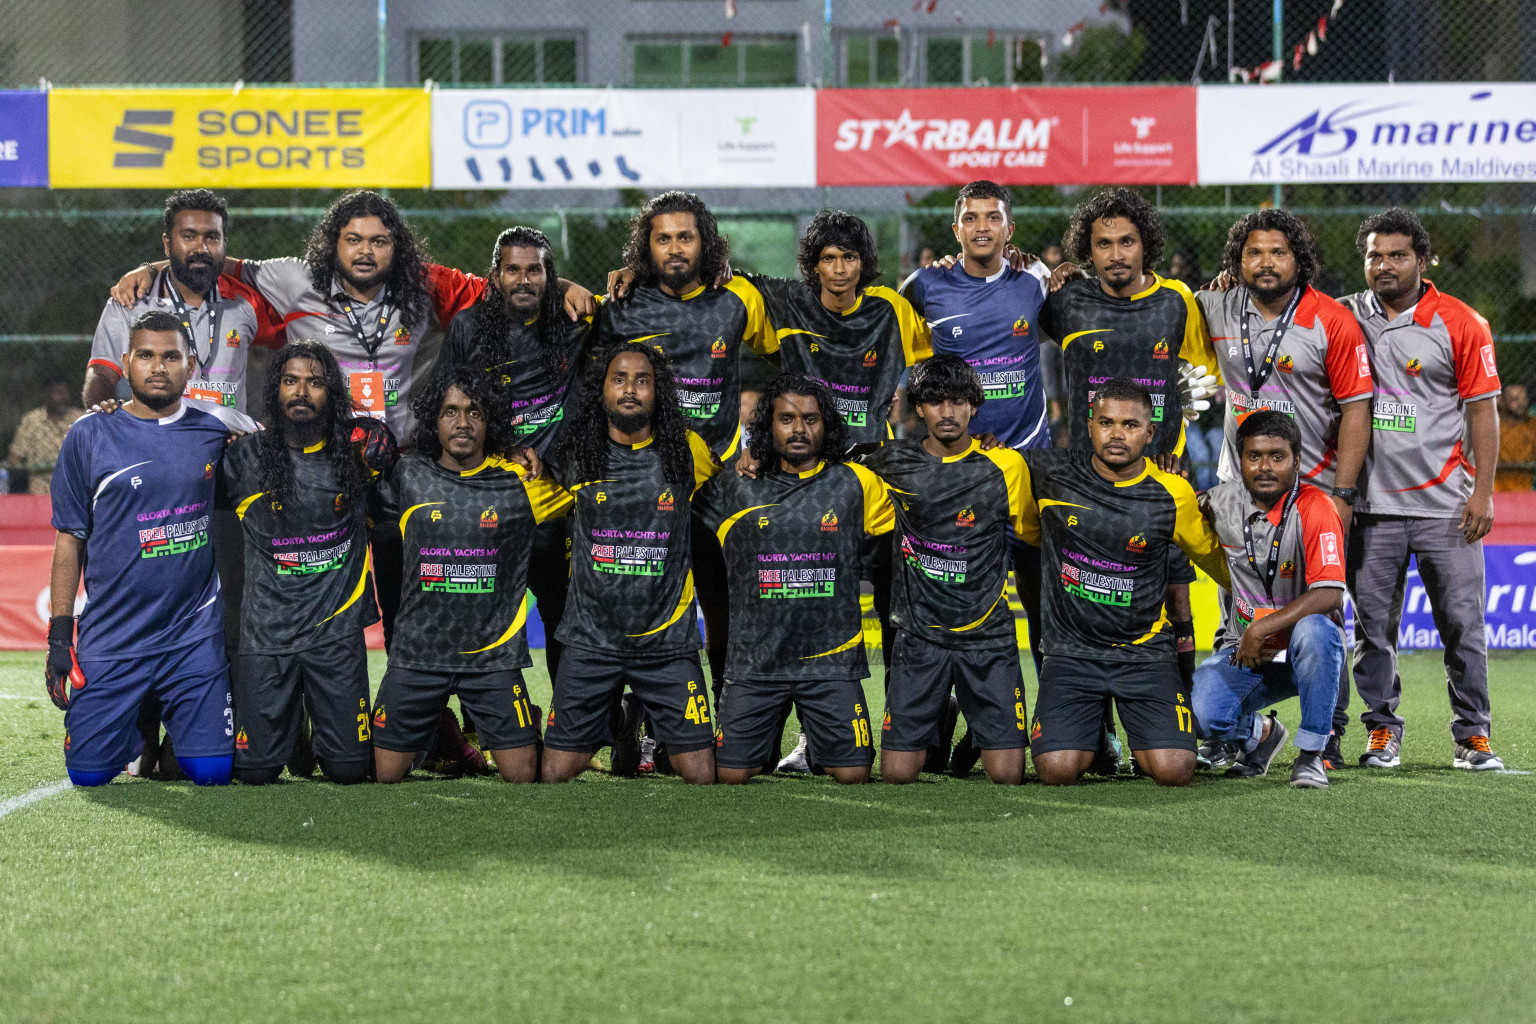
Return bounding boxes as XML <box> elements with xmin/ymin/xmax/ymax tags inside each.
<box><xmin>541</xmin><ymin>342</ymin><xmax>722</xmax><ymax>785</ymax></box>
<box><xmin>1197</xmin><ymin>209</ymin><xmax>1373</xmax><ymax>769</ymax></box>
<box><xmin>215</xmin><ymin>340</ymin><xmax>395</xmax><ymax>786</ymax></box>
<box><xmin>87</xmin><ymin>189</ymin><xmax>282</xmax><ymax>417</ymax></box>
<box><xmin>692</xmin><ymin>374</ymin><xmax>895</xmax><ymax>784</ymax></box>
<box><xmin>1338</xmin><ymin>208</ymin><xmax>1504</xmax><ymax>772</ymax></box>
<box><xmin>1019</xmin><ymin>379</ymin><xmax>1230</xmax><ymax>788</ymax></box>
<box><xmin>46</xmin><ymin>311</ymin><xmax>239</xmax><ymax>787</ymax></box>
<box><xmin>1193</xmin><ymin>410</ymin><xmax>1348</xmax><ymax>789</ymax></box>
<box><xmin>439</xmin><ymin>226</ymin><xmax>591</xmax><ymax>684</ymax></box>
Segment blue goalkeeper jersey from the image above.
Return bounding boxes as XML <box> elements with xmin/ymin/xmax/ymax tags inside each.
<box><xmin>51</xmin><ymin>404</ymin><xmax>232</xmax><ymax>660</ymax></box>
<box><xmin>899</xmin><ymin>261</ymin><xmax>1052</xmax><ymax>450</ymax></box>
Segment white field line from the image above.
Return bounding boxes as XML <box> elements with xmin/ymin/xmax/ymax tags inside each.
<box><xmin>0</xmin><ymin>779</ymin><xmax>72</xmax><ymax>819</ymax></box>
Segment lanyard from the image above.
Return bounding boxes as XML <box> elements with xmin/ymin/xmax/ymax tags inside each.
<box><xmin>1243</xmin><ymin>475</ymin><xmax>1300</xmax><ymax>603</ymax></box>
<box><xmin>161</xmin><ymin>273</ymin><xmax>219</xmax><ymax>379</ymax></box>
<box><xmin>1240</xmin><ymin>285</ymin><xmax>1303</xmax><ymax>395</ymax></box>
<box><xmin>335</xmin><ymin>290</ymin><xmax>393</xmax><ymax>360</ymax></box>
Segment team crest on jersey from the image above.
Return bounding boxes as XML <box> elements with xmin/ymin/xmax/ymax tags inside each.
<box><xmin>235</xmin><ymin>729</ymin><xmax>248</xmax><ymax>750</ymax></box>
<box><xmin>1277</xmin><ymin>354</ymin><xmax>1295</xmax><ymax>374</ymax></box>
<box><xmin>204</xmin><ymin>462</ymin><xmax>213</xmax><ymax>480</ymax></box>
<box><xmin>1152</xmin><ymin>339</ymin><xmax>1170</xmax><ymax>359</ymax></box>
<box><xmin>710</xmin><ymin>337</ymin><xmax>727</xmax><ymax>358</ymax></box>
<box><xmin>480</xmin><ymin>507</ymin><xmax>499</xmax><ymax>529</ymax></box>
<box><xmin>1030</xmin><ymin>719</ymin><xmax>1042</xmax><ymax>740</ymax></box>
<box><xmin>63</xmin><ymin>731</ymin><xmax>71</xmax><ymax>753</ymax></box>
<box><xmin>1126</xmin><ymin>534</ymin><xmax>1147</xmax><ymax>554</ymax></box>
<box><xmin>393</xmin><ymin>326</ymin><xmax>412</xmax><ymax>346</ymax></box>
<box><xmin>955</xmin><ymin>506</ymin><xmax>975</xmax><ymax>528</ymax></box>
<box><xmin>881</xmin><ymin>710</ymin><xmax>892</xmax><ymax>731</ymax></box>
<box><xmin>862</xmin><ymin>348</ymin><xmax>878</xmax><ymax>367</ymax></box>
<box><xmin>1012</xmin><ymin>317</ymin><xmax>1030</xmax><ymax>337</ymax></box>
<box><xmin>657</xmin><ymin>489</ymin><xmax>675</xmax><ymax>511</ymax></box>
<box><xmin>1279</xmin><ymin>560</ymin><xmax>1296</xmax><ymax>579</ymax></box>
<box><xmin>372</xmin><ymin>706</ymin><xmax>386</xmax><ymax>729</ymax></box>
<box><xmin>1406</xmin><ymin>357</ymin><xmax>1423</xmax><ymax>377</ymax></box>
<box><xmin>334</xmin><ymin>493</ymin><xmax>346</xmax><ymax>514</ymax></box>
<box><xmin>821</xmin><ymin>509</ymin><xmax>839</xmax><ymax>532</ymax></box>
<box><xmin>224</xmin><ymin>328</ymin><xmax>241</xmax><ymax>348</ymax></box>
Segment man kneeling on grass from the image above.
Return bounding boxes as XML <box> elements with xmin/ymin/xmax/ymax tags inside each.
<box><xmin>1192</xmin><ymin>410</ymin><xmax>1348</xmax><ymax>789</ymax></box>
<box><xmin>371</xmin><ymin>366</ymin><xmax>572</xmax><ymax>783</ymax></box>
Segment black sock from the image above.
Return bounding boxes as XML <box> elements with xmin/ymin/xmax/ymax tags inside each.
<box><xmin>1173</xmin><ymin>619</ymin><xmax>1196</xmax><ymax>692</ymax></box>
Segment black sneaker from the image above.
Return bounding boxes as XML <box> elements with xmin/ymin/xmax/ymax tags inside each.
<box><xmin>1289</xmin><ymin>750</ymin><xmax>1329</xmax><ymax>789</ymax></box>
<box><xmin>1086</xmin><ymin>728</ymin><xmax>1124</xmax><ymax>778</ymax></box>
<box><xmin>1453</xmin><ymin>735</ymin><xmax>1504</xmax><ymax>771</ymax></box>
<box><xmin>1359</xmin><ymin>727</ymin><xmax>1401</xmax><ymax>768</ymax></box>
<box><xmin>1226</xmin><ymin>713</ymin><xmax>1289</xmax><ymax>778</ymax></box>
<box><xmin>1321</xmin><ymin>730</ymin><xmax>1345</xmax><ymax>771</ymax></box>
<box><xmin>1197</xmin><ymin>739</ymin><xmax>1241</xmax><ymax>770</ymax></box>
<box><xmin>610</xmin><ymin>692</ymin><xmax>644</xmax><ymax>777</ymax></box>
<box><xmin>949</xmin><ymin>728</ymin><xmax>982</xmax><ymax>777</ymax></box>
<box><xmin>288</xmin><ymin>708</ymin><xmax>316</xmax><ymax>779</ymax></box>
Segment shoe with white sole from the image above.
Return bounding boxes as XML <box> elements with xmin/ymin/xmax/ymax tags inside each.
<box><xmin>1359</xmin><ymin>727</ymin><xmax>1401</xmax><ymax>768</ymax></box>
<box><xmin>777</xmin><ymin>732</ymin><xmax>811</xmax><ymax>774</ymax></box>
<box><xmin>1453</xmin><ymin>735</ymin><xmax>1504</xmax><ymax>771</ymax></box>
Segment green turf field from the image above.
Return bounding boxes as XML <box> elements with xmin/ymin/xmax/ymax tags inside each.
<box><xmin>1</xmin><ymin>650</ymin><xmax>1533</xmax><ymax>1024</ymax></box>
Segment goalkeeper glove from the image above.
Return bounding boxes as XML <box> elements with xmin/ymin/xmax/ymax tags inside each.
<box><xmin>349</xmin><ymin>417</ymin><xmax>399</xmax><ymax>475</ymax></box>
<box><xmin>1178</xmin><ymin>361</ymin><xmax>1218</xmax><ymax>421</ymax></box>
<box><xmin>45</xmin><ymin>615</ymin><xmax>81</xmax><ymax>710</ymax></box>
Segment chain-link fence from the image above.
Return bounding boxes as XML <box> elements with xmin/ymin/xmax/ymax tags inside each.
<box><xmin>2</xmin><ymin>0</ymin><xmax>1535</xmax><ymax>485</ymax></box>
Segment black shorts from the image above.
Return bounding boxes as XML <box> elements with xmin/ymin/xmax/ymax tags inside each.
<box><xmin>882</xmin><ymin>633</ymin><xmax>1027</xmax><ymax>752</ymax></box>
<box><xmin>1031</xmin><ymin>655</ymin><xmax>1195</xmax><ymax>754</ymax></box>
<box><xmin>373</xmin><ymin>666</ymin><xmax>539</xmax><ymax>753</ymax></box>
<box><xmin>545</xmin><ymin>645</ymin><xmax>715</xmax><ymax>755</ymax></box>
<box><xmin>1167</xmin><ymin>547</ymin><xmax>1197</xmax><ymax>586</ymax></box>
<box><xmin>234</xmin><ymin>632</ymin><xmax>371</xmax><ymax>771</ymax></box>
<box><xmin>716</xmin><ymin>677</ymin><xmax>874</xmax><ymax>770</ymax></box>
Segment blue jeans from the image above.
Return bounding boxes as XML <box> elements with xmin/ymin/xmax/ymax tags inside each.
<box><xmin>1191</xmin><ymin>613</ymin><xmax>1345</xmax><ymax>752</ymax></box>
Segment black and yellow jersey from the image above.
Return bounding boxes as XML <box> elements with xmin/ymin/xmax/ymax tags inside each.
<box><xmin>552</xmin><ymin>430</ymin><xmax>720</xmax><ymax>656</ymax></box>
<box><xmin>1039</xmin><ymin>274</ymin><xmax>1218</xmax><ymax>455</ymax></box>
<box><xmin>217</xmin><ymin>431</ymin><xmax>379</xmax><ymax>655</ymax></box>
<box><xmin>746</xmin><ymin>276</ymin><xmax>931</xmax><ymax>447</ymax></box>
<box><xmin>593</xmin><ymin>279</ymin><xmax>776</xmax><ymax>458</ymax></box>
<box><xmin>693</xmin><ymin>459</ymin><xmax>894</xmax><ymax>681</ymax></box>
<box><xmin>1019</xmin><ymin>448</ymin><xmax>1229</xmax><ymax>663</ymax></box>
<box><xmin>439</xmin><ymin>308</ymin><xmax>591</xmax><ymax>457</ymax></box>
<box><xmin>864</xmin><ymin>437</ymin><xmax>1030</xmax><ymax>650</ymax></box>
<box><xmin>372</xmin><ymin>453</ymin><xmax>572</xmax><ymax>672</ymax></box>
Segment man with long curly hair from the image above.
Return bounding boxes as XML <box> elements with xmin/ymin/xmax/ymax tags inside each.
<box><xmin>1040</xmin><ymin>187</ymin><xmax>1221</xmax><ymax>722</ymax></box>
<box><xmin>541</xmin><ymin>342</ymin><xmax>721</xmax><ymax>784</ymax></box>
<box><xmin>370</xmin><ymin>365</ymin><xmax>573</xmax><ymax>784</ymax></box>
<box><xmin>216</xmin><ymin>340</ymin><xmax>396</xmax><ymax>785</ymax></box>
<box><xmin>692</xmin><ymin>374</ymin><xmax>894</xmax><ymax>784</ymax></box>
<box><xmin>438</xmin><ymin>226</ymin><xmax>592</xmax><ymax>684</ymax></box>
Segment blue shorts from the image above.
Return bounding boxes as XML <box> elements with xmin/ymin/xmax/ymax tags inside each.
<box><xmin>66</xmin><ymin>633</ymin><xmax>234</xmax><ymax>773</ymax></box>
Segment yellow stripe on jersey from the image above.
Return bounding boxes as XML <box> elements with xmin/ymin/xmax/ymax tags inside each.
<box><xmin>461</xmin><ymin>593</ymin><xmax>529</xmax><ymax>654</ymax></box>
<box><xmin>800</xmin><ymin>632</ymin><xmax>863</xmax><ymax>659</ymax></box>
<box><xmin>847</xmin><ymin>462</ymin><xmax>895</xmax><ymax>536</ymax></box>
<box><xmin>1164</xmin><ymin>274</ymin><xmax>1221</xmax><ymax>383</ymax></box>
<box><xmin>864</xmin><ymin>285</ymin><xmax>932</xmax><ymax>365</ymax></box>
<box><xmin>316</xmin><ymin>545</ymin><xmax>372</xmax><ymax>626</ymax></box>
<box><xmin>938</xmin><ymin>584</ymin><xmax>1007</xmax><ymax>633</ymax></box>
<box><xmin>777</xmin><ymin>327</ymin><xmax>826</xmax><ymax>341</ymax></box>
<box><xmin>1145</xmin><ymin>463</ymin><xmax>1231</xmax><ymax>588</ymax></box>
<box><xmin>724</xmin><ymin>275</ymin><xmax>779</xmax><ymax>356</ymax></box>
<box><xmin>525</xmin><ymin>474</ymin><xmax>574</xmax><ymax>524</ymax></box>
<box><xmin>689</xmin><ymin>429</ymin><xmax>723</xmax><ymax>493</ymax></box>
<box><xmin>977</xmin><ymin>446</ymin><xmax>1030</xmax><ymax>542</ymax></box>
<box><xmin>1061</xmin><ymin>328</ymin><xmax>1112</xmax><ymax>350</ymax></box>
<box><xmin>716</xmin><ymin>503</ymin><xmax>779</xmax><ymax>547</ymax></box>
<box><xmin>235</xmin><ymin>491</ymin><xmax>266</xmax><ymax>520</ymax></box>
<box><xmin>628</xmin><ymin>570</ymin><xmax>695</xmax><ymax>637</ymax></box>
<box><xmin>1038</xmin><ymin>498</ymin><xmax>1092</xmax><ymax>510</ymax></box>
<box><xmin>1127</xmin><ymin>605</ymin><xmax>1171</xmax><ymax>646</ymax></box>
<box><xmin>398</xmin><ymin>501</ymin><xmax>444</xmax><ymax>539</ymax></box>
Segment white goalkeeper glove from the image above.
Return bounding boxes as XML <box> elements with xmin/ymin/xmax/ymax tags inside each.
<box><xmin>1178</xmin><ymin>360</ymin><xmax>1218</xmax><ymax>421</ymax></box>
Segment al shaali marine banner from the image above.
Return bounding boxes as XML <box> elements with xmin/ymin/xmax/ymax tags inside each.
<box><xmin>431</xmin><ymin>88</ymin><xmax>816</xmax><ymax>189</ymax></box>
<box><xmin>1197</xmin><ymin>83</ymin><xmax>1536</xmax><ymax>184</ymax></box>
<box><xmin>48</xmin><ymin>88</ymin><xmax>430</xmax><ymax>188</ymax></box>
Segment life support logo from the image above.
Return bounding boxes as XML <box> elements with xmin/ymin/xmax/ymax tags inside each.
<box><xmin>821</xmin><ymin>509</ymin><xmax>839</xmax><ymax>532</ymax></box>
<box><xmin>657</xmin><ymin>489</ymin><xmax>675</xmax><ymax>511</ymax></box>
<box><xmin>1406</xmin><ymin>357</ymin><xmax>1423</xmax><ymax>377</ymax></box>
<box><xmin>1277</xmin><ymin>354</ymin><xmax>1295</xmax><ymax>374</ymax></box>
<box><xmin>480</xmin><ymin>506</ymin><xmax>499</xmax><ymax>529</ymax></box>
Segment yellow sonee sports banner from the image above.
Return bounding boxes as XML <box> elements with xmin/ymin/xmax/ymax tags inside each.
<box><xmin>49</xmin><ymin>88</ymin><xmax>430</xmax><ymax>188</ymax></box>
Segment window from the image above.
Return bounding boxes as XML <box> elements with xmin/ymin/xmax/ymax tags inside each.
<box><xmin>923</xmin><ymin>34</ymin><xmax>1042</xmax><ymax>86</ymax></box>
<box><xmin>631</xmin><ymin>37</ymin><xmax>798</xmax><ymax>86</ymax></box>
<box><xmin>415</xmin><ymin>34</ymin><xmax>581</xmax><ymax>84</ymax></box>
<box><xmin>842</xmin><ymin>33</ymin><xmax>901</xmax><ymax>86</ymax></box>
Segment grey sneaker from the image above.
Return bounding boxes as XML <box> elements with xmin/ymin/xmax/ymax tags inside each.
<box><xmin>1359</xmin><ymin>727</ymin><xmax>1401</xmax><ymax>768</ymax></box>
<box><xmin>1290</xmin><ymin>750</ymin><xmax>1329</xmax><ymax>789</ymax></box>
<box><xmin>1453</xmin><ymin>736</ymin><xmax>1504</xmax><ymax>771</ymax></box>
<box><xmin>1197</xmin><ymin>739</ymin><xmax>1241</xmax><ymax>770</ymax></box>
<box><xmin>1226</xmin><ymin>713</ymin><xmax>1289</xmax><ymax>778</ymax></box>
<box><xmin>776</xmin><ymin>732</ymin><xmax>811</xmax><ymax>774</ymax></box>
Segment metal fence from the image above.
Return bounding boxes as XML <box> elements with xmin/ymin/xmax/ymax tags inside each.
<box><xmin>2</xmin><ymin>0</ymin><xmax>1535</xmax><ymax>479</ymax></box>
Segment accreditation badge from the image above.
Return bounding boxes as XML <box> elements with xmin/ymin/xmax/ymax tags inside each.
<box><xmin>349</xmin><ymin>370</ymin><xmax>387</xmax><ymax>419</ymax></box>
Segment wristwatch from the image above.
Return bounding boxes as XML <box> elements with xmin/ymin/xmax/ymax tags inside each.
<box><xmin>1331</xmin><ymin>486</ymin><xmax>1359</xmax><ymax>504</ymax></box>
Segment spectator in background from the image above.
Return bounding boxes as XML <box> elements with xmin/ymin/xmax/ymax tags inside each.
<box><xmin>8</xmin><ymin>379</ymin><xmax>82</xmax><ymax>494</ymax></box>
<box><xmin>1039</xmin><ymin>242</ymin><xmax>1065</xmax><ymax>269</ymax></box>
<box><xmin>1169</xmin><ymin>250</ymin><xmax>1202</xmax><ymax>292</ymax></box>
<box><xmin>1036</xmin><ymin>241</ymin><xmax>1068</xmax><ymax>441</ymax></box>
<box><xmin>1496</xmin><ymin>380</ymin><xmax>1535</xmax><ymax>491</ymax></box>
